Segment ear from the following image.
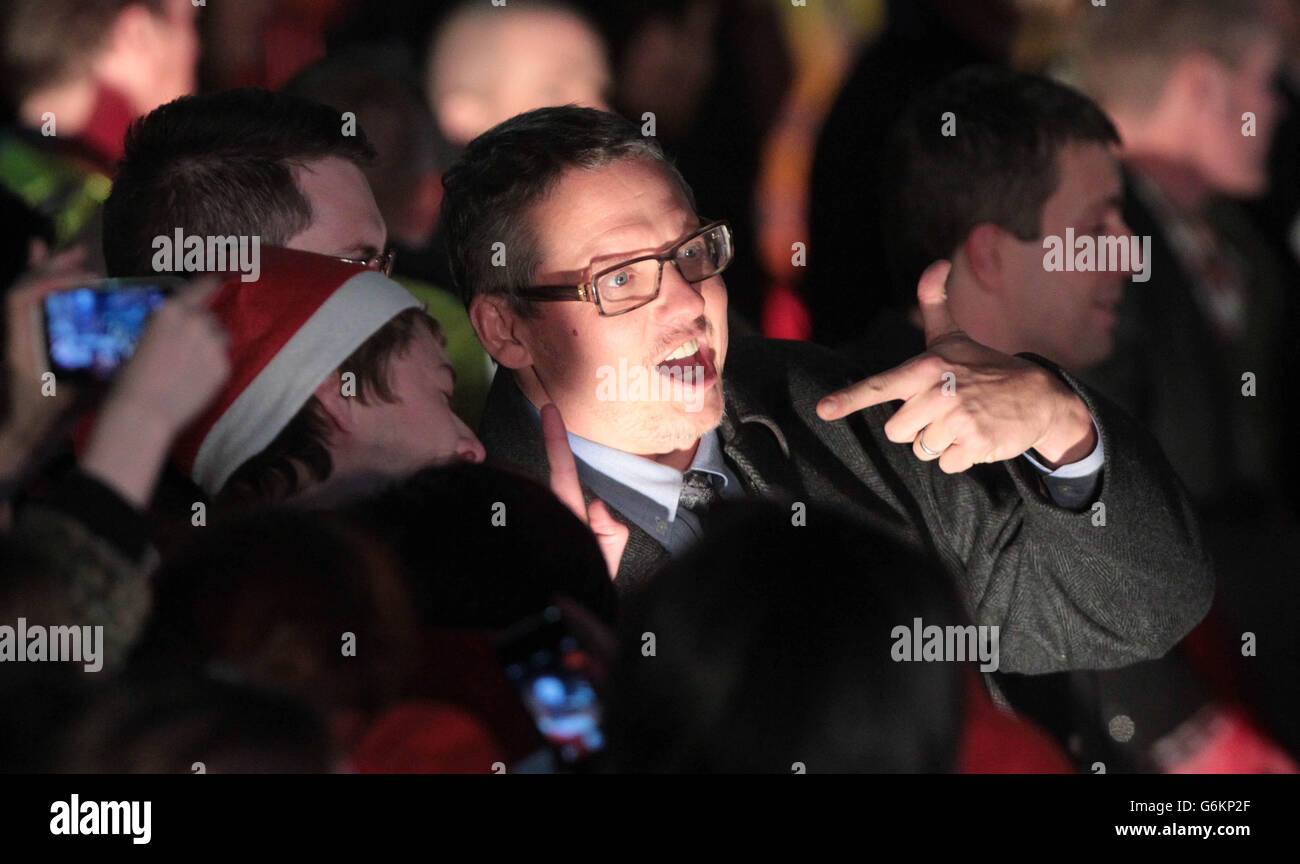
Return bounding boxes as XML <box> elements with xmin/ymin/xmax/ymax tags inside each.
<box><xmin>961</xmin><ymin>223</ymin><xmax>1007</xmax><ymax>294</ymax></box>
<box><xmin>436</xmin><ymin>91</ymin><xmax>490</xmax><ymax>147</ymax></box>
<box><xmin>470</xmin><ymin>294</ymin><xmax>534</xmax><ymax>369</ymax></box>
<box><xmin>312</xmin><ymin>371</ymin><xmax>356</xmax><ymax>438</ymax></box>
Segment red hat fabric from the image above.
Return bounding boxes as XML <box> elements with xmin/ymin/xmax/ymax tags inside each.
<box><xmin>173</xmin><ymin>245</ymin><xmax>419</xmax><ymax>495</ymax></box>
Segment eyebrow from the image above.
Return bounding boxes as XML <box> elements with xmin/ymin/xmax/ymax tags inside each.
<box><xmin>580</xmin><ymin>215</ymin><xmax>704</xmax><ymax>267</ymax></box>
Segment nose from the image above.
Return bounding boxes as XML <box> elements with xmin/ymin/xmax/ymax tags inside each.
<box><xmin>457</xmin><ymin>434</ymin><xmax>486</xmax><ymax>464</ymax></box>
<box><xmin>453</xmin><ymin>416</ymin><xmax>486</xmax><ymax>464</ymax></box>
<box><xmin>652</xmin><ymin>260</ymin><xmax>707</xmax><ymax>325</ymax></box>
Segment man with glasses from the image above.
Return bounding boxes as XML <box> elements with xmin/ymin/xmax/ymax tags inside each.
<box><xmin>446</xmin><ymin>106</ymin><xmax>1213</xmax><ymax>675</ymax></box>
<box><xmin>99</xmin><ymin>88</ymin><xmax>487</xmax><ymax>507</ymax></box>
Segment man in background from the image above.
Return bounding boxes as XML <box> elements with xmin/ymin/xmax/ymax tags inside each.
<box><xmin>424</xmin><ymin>0</ymin><xmax>611</xmax><ymax>149</ymax></box>
<box><xmin>0</xmin><ymin>0</ymin><xmax>199</xmax><ymax>261</ymax></box>
<box><xmin>874</xmin><ymin>65</ymin><xmax>1294</xmax><ymax>772</ymax></box>
<box><xmin>287</xmin><ymin>47</ymin><xmax>492</xmax><ymax>427</ymax></box>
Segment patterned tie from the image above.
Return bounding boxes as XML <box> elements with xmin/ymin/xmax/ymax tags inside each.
<box><xmin>678</xmin><ymin>470</ymin><xmax>720</xmax><ymax>515</ymax></box>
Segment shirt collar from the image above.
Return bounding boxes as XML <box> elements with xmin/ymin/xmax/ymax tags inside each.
<box><xmin>566</xmin><ymin>429</ymin><xmax>733</xmax><ymax>523</ymax></box>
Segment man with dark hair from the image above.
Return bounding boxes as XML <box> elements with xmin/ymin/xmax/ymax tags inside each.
<box><xmin>856</xmin><ymin>65</ymin><xmax>1126</xmax><ymax>373</ymax></box>
<box><xmin>103</xmin><ymin>88</ymin><xmax>380</xmax><ymax>278</ymax></box>
<box><xmin>1072</xmin><ymin>0</ymin><xmax>1300</xmax><ymax>757</ymax></box>
<box><xmin>445</xmin><ymin>105</ymin><xmax>1213</xmax><ymax>675</ymax></box>
<box><xmin>867</xmin><ymin>67</ymin><xmax>1296</xmax><ymax>774</ymax></box>
<box><xmin>101</xmin><ymin>89</ymin><xmax>486</xmax><ymax>506</ymax></box>
<box><xmin>803</xmin><ymin>0</ymin><xmax>1022</xmax><ymax>346</ymax></box>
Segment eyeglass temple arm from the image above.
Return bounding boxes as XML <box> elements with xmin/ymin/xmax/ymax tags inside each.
<box><xmin>515</xmin><ymin>284</ymin><xmax>592</xmax><ymax>302</ymax></box>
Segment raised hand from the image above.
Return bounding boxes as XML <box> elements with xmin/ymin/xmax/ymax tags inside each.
<box><xmin>815</xmin><ymin>260</ymin><xmax>1096</xmax><ymax>473</ymax></box>
<box><xmin>540</xmin><ymin>401</ymin><xmax>629</xmax><ymax>579</ymax></box>
<box><xmin>0</xmin><ymin>246</ymin><xmax>91</xmax><ymax>484</ymax></box>
<box><xmin>80</xmin><ymin>277</ymin><xmax>231</xmax><ymax>508</ymax></box>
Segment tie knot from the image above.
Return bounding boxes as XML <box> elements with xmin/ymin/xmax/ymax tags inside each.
<box><xmin>679</xmin><ymin>470</ymin><xmax>720</xmax><ymax>514</ymax></box>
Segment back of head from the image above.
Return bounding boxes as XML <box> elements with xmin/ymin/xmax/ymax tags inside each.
<box><xmin>440</xmin><ymin>105</ymin><xmax>693</xmax><ymax>310</ymax></box>
<box><xmin>102</xmin><ymin>88</ymin><xmax>375</xmax><ymax>277</ymax></box>
<box><xmin>131</xmin><ymin>507</ymin><xmax>418</xmax><ymax>718</ymax></box>
<box><xmin>605</xmin><ymin>502</ymin><xmax>967</xmax><ymax>773</ymax></box>
<box><xmin>286</xmin><ymin>45</ymin><xmax>455</xmax><ymax>245</ymax></box>
<box><xmin>349</xmin><ymin>462</ymin><xmax>618</xmax><ymax>630</ymax></box>
<box><xmin>1073</xmin><ymin>0</ymin><xmax>1271</xmax><ymax>112</ymax></box>
<box><xmin>884</xmin><ymin>65</ymin><xmax>1118</xmax><ymax>299</ymax></box>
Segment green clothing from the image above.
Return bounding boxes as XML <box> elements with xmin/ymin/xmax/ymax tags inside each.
<box><xmin>395</xmin><ymin>277</ymin><xmax>493</xmax><ymax>430</ymax></box>
<box><xmin>0</xmin><ymin>133</ymin><xmax>111</xmax><ymax>254</ymax></box>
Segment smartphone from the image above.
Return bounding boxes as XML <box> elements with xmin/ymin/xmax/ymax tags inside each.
<box><xmin>497</xmin><ymin>605</ymin><xmax>605</xmax><ymax>766</ymax></box>
<box><xmin>43</xmin><ymin>278</ymin><xmax>182</xmax><ymax>381</ymax></box>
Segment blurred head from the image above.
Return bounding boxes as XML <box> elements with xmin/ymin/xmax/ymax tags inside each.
<box><xmin>131</xmin><ymin>508</ymin><xmax>418</xmax><ymax>751</ymax></box>
<box><xmin>349</xmin><ymin>462</ymin><xmax>618</xmax><ymax>630</ymax></box>
<box><xmin>55</xmin><ymin>674</ymin><xmax>334</xmax><ymax>773</ymax></box>
<box><xmin>888</xmin><ymin>66</ymin><xmax>1126</xmax><ymax>371</ymax></box>
<box><xmin>0</xmin><ymin>0</ymin><xmax>197</xmax><ymax>120</ymax></box>
<box><xmin>445</xmin><ymin>107</ymin><xmax>727</xmax><ymax>460</ymax></box>
<box><xmin>287</xmin><ymin>45</ymin><xmax>456</xmax><ymax>249</ymax></box>
<box><xmin>104</xmin><ymin>88</ymin><xmax>384</xmax><ymax>278</ymax></box>
<box><xmin>605</xmin><ymin>502</ymin><xmax>967</xmax><ymax>772</ymax></box>
<box><xmin>426</xmin><ymin>1</ymin><xmax>611</xmax><ymax>147</ymax></box>
<box><xmin>1074</xmin><ymin>0</ymin><xmax>1282</xmax><ymax>197</ymax></box>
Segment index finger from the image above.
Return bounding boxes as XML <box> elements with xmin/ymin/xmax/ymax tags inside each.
<box><xmin>541</xmin><ymin>401</ymin><xmax>589</xmax><ymax>525</ymax></box>
<box><xmin>816</xmin><ymin>357</ymin><xmax>930</xmax><ymax>421</ymax></box>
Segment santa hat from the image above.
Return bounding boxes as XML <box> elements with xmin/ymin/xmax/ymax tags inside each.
<box><xmin>173</xmin><ymin>245</ymin><xmax>420</xmax><ymax>496</ymax></box>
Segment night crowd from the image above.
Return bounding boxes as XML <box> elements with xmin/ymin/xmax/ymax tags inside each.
<box><xmin>1</xmin><ymin>0</ymin><xmax>1298</xmax><ymax>773</ymax></box>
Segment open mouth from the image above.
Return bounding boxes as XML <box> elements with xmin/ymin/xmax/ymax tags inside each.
<box><xmin>654</xmin><ymin>337</ymin><xmax>717</xmax><ymax>388</ymax></box>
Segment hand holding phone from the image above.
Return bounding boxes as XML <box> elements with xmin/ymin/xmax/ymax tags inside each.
<box><xmin>2</xmin><ymin>248</ymin><xmax>91</xmax><ymax>487</ymax></box>
<box><xmin>78</xmin><ymin>278</ymin><xmax>230</xmax><ymax>508</ymax></box>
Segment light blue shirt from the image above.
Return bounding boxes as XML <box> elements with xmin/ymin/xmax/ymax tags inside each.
<box><xmin>568</xmin><ymin>429</ymin><xmax>742</xmax><ymax>555</ymax></box>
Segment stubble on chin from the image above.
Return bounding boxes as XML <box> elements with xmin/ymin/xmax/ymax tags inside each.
<box><xmin>616</xmin><ymin>382</ymin><xmax>726</xmax><ymax>455</ymax></box>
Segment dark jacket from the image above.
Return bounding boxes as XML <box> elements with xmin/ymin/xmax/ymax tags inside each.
<box><xmin>1080</xmin><ymin>182</ymin><xmax>1288</xmax><ymax>507</ymax></box>
<box><xmin>480</xmin><ymin>335</ymin><xmax>1214</xmax><ymax>675</ymax></box>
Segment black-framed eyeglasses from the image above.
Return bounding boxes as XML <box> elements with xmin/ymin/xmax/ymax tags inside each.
<box><xmin>335</xmin><ymin>248</ymin><xmax>397</xmax><ymax>277</ymax></box>
<box><xmin>518</xmin><ymin>220</ymin><xmax>733</xmax><ymax>317</ymax></box>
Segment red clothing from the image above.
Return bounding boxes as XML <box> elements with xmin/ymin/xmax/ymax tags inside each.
<box><xmin>959</xmin><ymin>674</ymin><xmax>1074</xmax><ymax>773</ymax></box>
<box><xmin>77</xmin><ymin>84</ymin><xmax>136</xmax><ymax>170</ymax></box>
